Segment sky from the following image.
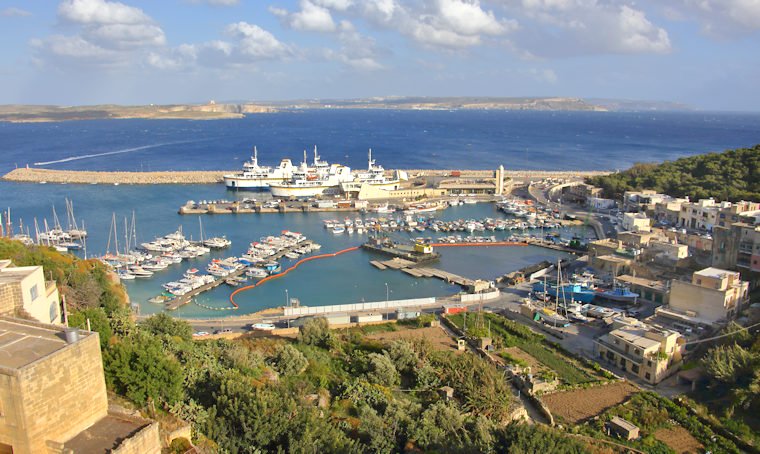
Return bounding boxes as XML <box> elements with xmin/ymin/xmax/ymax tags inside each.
<box><xmin>0</xmin><ymin>0</ymin><xmax>759</xmax><ymax>110</ymax></box>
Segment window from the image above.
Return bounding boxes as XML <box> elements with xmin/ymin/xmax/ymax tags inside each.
<box><xmin>632</xmin><ymin>365</ymin><xmax>639</xmax><ymax>374</ymax></box>
<box><xmin>696</xmin><ymin>279</ymin><xmax>702</xmax><ymax>285</ymax></box>
<box><xmin>634</xmin><ymin>348</ymin><xmax>640</xmax><ymax>356</ymax></box>
<box><xmin>645</xmin><ymin>372</ymin><xmax>651</xmax><ymax>380</ymax></box>
<box><xmin>647</xmin><ymin>360</ymin><xmax>653</xmax><ymax>367</ymax></box>
<box><xmin>29</xmin><ymin>284</ymin><xmax>39</xmax><ymax>301</ymax></box>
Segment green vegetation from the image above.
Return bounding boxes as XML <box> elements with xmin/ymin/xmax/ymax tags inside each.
<box><xmin>587</xmin><ymin>145</ymin><xmax>760</xmax><ymax>202</ymax></box>
<box><xmin>0</xmin><ymin>238</ymin><xmax>128</xmax><ymax>313</ymax></box>
<box><xmin>582</xmin><ymin>392</ymin><xmax>742</xmax><ymax>453</ymax></box>
<box><xmin>447</xmin><ymin>312</ymin><xmax>598</xmax><ymax>385</ymax></box>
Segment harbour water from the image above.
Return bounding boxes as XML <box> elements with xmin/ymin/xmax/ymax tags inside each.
<box><xmin>2</xmin><ymin>110</ymin><xmax>759</xmax><ymax>317</ymax></box>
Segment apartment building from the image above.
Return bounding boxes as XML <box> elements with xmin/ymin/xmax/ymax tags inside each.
<box><xmin>0</xmin><ymin>260</ymin><xmax>61</xmax><ymax>324</ymax></box>
<box><xmin>595</xmin><ymin>325</ymin><xmax>684</xmax><ymax>384</ymax></box>
<box><xmin>657</xmin><ymin>267</ymin><xmax>749</xmax><ymax>326</ymax></box>
<box><xmin>622</xmin><ymin>212</ymin><xmax>651</xmax><ymax>233</ymax></box>
<box><xmin>678</xmin><ymin>198</ymin><xmax>760</xmax><ymax>231</ymax></box>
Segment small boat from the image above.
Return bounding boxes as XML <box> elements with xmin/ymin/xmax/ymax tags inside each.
<box><xmin>246</xmin><ymin>267</ymin><xmax>268</xmax><ymax>278</ymax></box>
<box><xmin>285</xmin><ymin>252</ymin><xmax>299</xmax><ymax>259</ymax></box>
<box><xmin>251</xmin><ymin>323</ymin><xmax>276</xmax><ymax>331</ymax></box>
<box><xmin>262</xmin><ymin>262</ymin><xmax>281</xmax><ymax>274</ymax></box>
<box><xmin>598</xmin><ymin>286</ymin><xmax>639</xmax><ymax>303</ymax></box>
<box><xmin>148</xmin><ymin>295</ymin><xmax>171</xmax><ymax>304</ymax></box>
<box><xmin>129</xmin><ymin>266</ymin><xmax>154</xmax><ymax>278</ymax></box>
<box><xmin>332</xmin><ymin>226</ymin><xmax>345</xmax><ymax>234</ymax></box>
<box><xmin>117</xmin><ymin>270</ymin><xmax>135</xmax><ymax>280</ymax></box>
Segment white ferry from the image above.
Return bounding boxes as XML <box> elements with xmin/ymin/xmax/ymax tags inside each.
<box><xmin>223</xmin><ymin>147</ymin><xmax>295</xmax><ymax>190</ymax></box>
<box><xmin>341</xmin><ymin>149</ymin><xmax>403</xmax><ymax>194</ymax></box>
<box><xmin>269</xmin><ymin>147</ymin><xmax>353</xmax><ymax>198</ymax></box>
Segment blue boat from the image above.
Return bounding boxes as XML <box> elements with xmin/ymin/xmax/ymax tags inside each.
<box><xmin>598</xmin><ymin>287</ymin><xmax>639</xmax><ymax>303</ymax></box>
<box><xmin>532</xmin><ymin>281</ymin><xmax>597</xmax><ymax>303</ymax></box>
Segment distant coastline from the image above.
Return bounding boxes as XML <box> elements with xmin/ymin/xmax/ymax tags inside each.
<box><xmin>0</xmin><ymin>96</ymin><xmax>693</xmax><ymax>123</ymax></box>
<box><xmin>1</xmin><ymin>167</ymin><xmax>610</xmax><ymax>185</ymax></box>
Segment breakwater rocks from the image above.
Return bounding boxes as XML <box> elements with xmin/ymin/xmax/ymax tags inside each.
<box><xmin>2</xmin><ymin>167</ymin><xmax>610</xmax><ymax>185</ymax></box>
<box><xmin>1</xmin><ymin>168</ymin><xmax>233</xmax><ymax>185</ymax></box>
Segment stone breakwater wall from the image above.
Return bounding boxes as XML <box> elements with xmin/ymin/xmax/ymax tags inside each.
<box><xmin>2</xmin><ymin>167</ymin><xmax>611</xmax><ymax>185</ymax></box>
<box><xmin>1</xmin><ymin>168</ymin><xmax>233</xmax><ymax>184</ymax></box>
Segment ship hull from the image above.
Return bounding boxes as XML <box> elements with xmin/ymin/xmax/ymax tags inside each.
<box><xmin>224</xmin><ymin>176</ymin><xmax>286</xmax><ymax>190</ymax></box>
<box><xmin>269</xmin><ymin>184</ymin><xmax>335</xmax><ymax>198</ymax></box>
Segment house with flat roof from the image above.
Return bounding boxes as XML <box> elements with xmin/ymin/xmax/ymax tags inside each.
<box><xmin>0</xmin><ymin>317</ymin><xmax>162</xmax><ymax>454</ymax></box>
<box><xmin>616</xmin><ymin>275</ymin><xmax>669</xmax><ymax>305</ymax></box>
<box><xmin>595</xmin><ymin>324</ymin><xmax>684</xmax><ymax>384</ymax></box>
<box><xmin>0</xmin><ymin>259</ymin><xmax>61</xmax><ymax>325</ymax></box>
<box><xmin>657</xmin><ymin>267</ymin><xmax>749</xmax><ymax>326</ymax></box>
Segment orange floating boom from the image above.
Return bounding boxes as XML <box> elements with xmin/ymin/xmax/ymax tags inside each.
<box><xmin>229</xmin><ymin>246</ymin><xmax>360</xmax><ymax>307</ymax></box>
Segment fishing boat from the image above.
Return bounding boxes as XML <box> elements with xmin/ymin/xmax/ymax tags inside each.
<box><xmin>262</xmin><ymin>262</ymin><xmax>281</xmax><ymax>274</ymax></box>
<box><xmin>598</xmin><ymin>286</ymin><xmax>639</xmax><ymax>303</ymax></box>
<box><xmin>223</xmin><ymin>146</ymin><xmax>296</xmax><ymax>190</ymax></box>
<box><xmin>532</xmin><ymin>281</ymin><xmax>597</xmax><ymax>303</ymax></box>
<box><xmin>537</xmin><ymin>307</ymin><xmax>570</xmax><ymax>327</ymax></box>
<box><xmin>332</xmin><ymin>225</ymin><xmax>345</xmax><ymax>234</ymax></box>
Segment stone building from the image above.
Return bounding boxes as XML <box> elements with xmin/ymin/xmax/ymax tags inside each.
<box><xmin>657</xmin><ymin>267</ymin><xmax>749</xmax><ymax>326</ymax></box>
<box><xmin>0</xmin><ymin>318</ymin><xmax>162</xmax><ymax>454</ymax></box>
<box><xmin>0</xmin><ymin>259</ymin><xmax>61</xmax><ymax>324</ymax></box>
<box><xmin>622</xmin><ymin>212</ymin><xmax>651</xmax><ymax>233</ymax></box>
<box><xmin>616</xmin><ymin>275</ymin><xmax>670</xmax><ymax>305</ymax></box>
<box><xmin>595</xmin><ymin>324</ymin><xmax>684</xmax><ymax>384</ymax></box>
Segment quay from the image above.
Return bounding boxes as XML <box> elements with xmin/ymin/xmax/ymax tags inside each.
<box><xmin>164</xmin><ymin>240</ymin><xmax>313</xmax><ymax>311</ymax></box>
<box><xmin>179</xmin><ymin>199</ymin><xmax>370</xmax><ymax>215</ymax></box>
<box><xmin>361</xmin><ymin>237</ymin><xmax>441</xmax><ymax>263</ymax></box>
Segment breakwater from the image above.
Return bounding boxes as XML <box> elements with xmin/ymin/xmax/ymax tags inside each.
<box><xmin>1</xmin><ymin>168</ymin><xmax>232</xmax><ymax>185</ymax></box>
<box><xmin>2</xmin><ymin>167</ymin><xmax>609</xmax><ymax>185</ymax></box>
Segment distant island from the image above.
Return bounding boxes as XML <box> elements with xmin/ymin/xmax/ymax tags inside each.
<box><xmin>0</xmin><ymin>96</ymin><xmax>694</xmax><ymax>123</ymax></box>
<box><xmin>0</xmin><ymin>102</ymin><xmax>274</xmax><ymax>123</ymax></box>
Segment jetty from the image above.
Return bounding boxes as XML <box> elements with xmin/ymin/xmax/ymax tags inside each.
<box><xmin>361</xmin><ymin>237</ymin><xmax>441</xmax><ymax>263</ymax></box>
<box><xmin>2</xmin><ymin>168</ymin><xmax>231</xmax><ymax>185</ymax></box>
<box><xmin>164</xmin><ymin>240</ymin><xmax>313</xmax><ymax>311</ymax></box>
<box><xmin>372</xmin><ymin>256</ymin><xmax>475</xmax><ymax>288</ymax></box>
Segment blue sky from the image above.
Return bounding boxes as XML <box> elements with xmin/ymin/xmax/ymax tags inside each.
<box><xmin>1</xmin><ymin>0</ymin><xmax>759</xmax><ymax>110</ymax></box>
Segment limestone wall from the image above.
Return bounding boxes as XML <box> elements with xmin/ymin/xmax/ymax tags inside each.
<box><xmin>15</xmin><ymin>333</ymin><xmax>108</xmax><ymax>453</ymax></box>
<box><xmin>112</xmin><ymin>421</ymin><xmax>162</xmax><ymax>454</ymax></box>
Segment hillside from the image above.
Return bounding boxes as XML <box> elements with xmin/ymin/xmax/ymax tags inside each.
<box><xmin>273</xmin><ymin>96</ymin><xmax>608</xmax><ymax>111</ymax></box>
<box><xmin>0</xmin><ymin>102</ymin><xmax>275</xmax><ymax>123</ymax></box>
<box><xmin>587</xmin><ymin>145</ymin><xmax>760</xmax><ymax>202</ymax></box>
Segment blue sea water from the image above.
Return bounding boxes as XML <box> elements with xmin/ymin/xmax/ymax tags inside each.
<box><xmin>1</xmin><ymin>110</ymin><xmax>759</xmax><ymax>318</ymax></box>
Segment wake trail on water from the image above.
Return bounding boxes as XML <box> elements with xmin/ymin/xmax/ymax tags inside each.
<box><xmin>33</xmin><ymin>141</ymin><xmax>196</xmax><ymax>166</ymax></box>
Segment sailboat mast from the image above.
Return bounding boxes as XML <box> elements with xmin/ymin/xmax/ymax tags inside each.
<box><xmin>124</xmin><ymin>217</ymin><xmax>129</xmax><ymax>255</ymax></box>
<box><xmin>112</xmin><ymin>213</ymin><xmax>119</xmax><ymax>255</ymax></box>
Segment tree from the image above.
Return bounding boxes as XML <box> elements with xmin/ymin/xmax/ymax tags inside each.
<box><xmin>388</xmin><ymin>340</ymin><xmax>418</xmax><ymax>374</ymax></box>
<box><xmin>67</xmin><ymin>307</ymin><xmax>112</xmax><ymax>348</ymax></box>
<box><xmin>412</xmin><ymin>401</ymin><xmax>470</xmax><ymax>451</ymax></box>
<box><xmin>142</xmin><ymin>312</ymin><xmax>192</xmax><ymax>341</ymax></box>
<box><xmin>104</xmin><ymin>332</ymin><xmax>184</xmax><ymax>405</ymax></box>
<box><xmin>270</xmin><ymin>343</ymin><xmax>308</xmax><ymax>376</ymax></box>
<box><xmin>702</xmin><ymin>343</ymin><xmax>758</xmax><ymax>386</ymax></box>
<box><xmin>298</xmin><ymin>317</ymin><xmax>333</xmax><ymax>347</ymax></box>
<box><xmin>365</xmin><ymin>353</ymin><xmax>400</xmax><ymax>387</ymax></box>
<box><xmin>493</xmin><ymin>423</ymin><xmax>587</xmax><ymax>453</ymax></box>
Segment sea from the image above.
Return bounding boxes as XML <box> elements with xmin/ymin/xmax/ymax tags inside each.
<box><xmin>1</xmin><ymin>109</ymin><xmax>759</xmax><ymax>318</ymax></box>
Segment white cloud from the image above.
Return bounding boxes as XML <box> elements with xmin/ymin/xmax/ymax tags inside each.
<box><xmin>357</xmin><ymin>0</ymin><xmax>517</xmax><ymax>49</ymax></box>
<box><xmin>676</xmin><ymin>0</ymin><xmax>760</xmax><ymax>35</ymax></box>
<box><xmin>1</xmin><ymin>7</ymin><xmax>32</xmax><ymax>17</ymax></box>
<box><xmin>314</xmin><ymin>0</ymin><xmax>353</xmax><ymax>11</ymax></box>
<box><xmin>517</xmin><ymin>0</ymin><xmax>671</xmax><ymax>55</ymax></box>
<box><xmin>32</xmin><ymin>0</ymin><xmax>166</xmax><ymax>67</ymax></box>
<box><xmin>435</xmin><ymin>0</ymin><xmax>509</xmax><ymax>36</ymax></box>
<box><xmin>58</xmin><ymin>0</ymin><xmax>151</xmax><ymax>25</ymax></box>
<box><xmin>290</xmin><ymin>0</ymin><xmax>337</xmax><ymax>32</ymax></box>
<box><xmin>227</xmin><ymin>22</ymin><xmax>293</xmax><ymax>59</ymax></box>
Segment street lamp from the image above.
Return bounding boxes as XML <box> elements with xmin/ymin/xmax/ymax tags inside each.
<box><xmin>385</xmin><ymin>282</ymin><xmax>389</xmax><ymax>302</ymax></box>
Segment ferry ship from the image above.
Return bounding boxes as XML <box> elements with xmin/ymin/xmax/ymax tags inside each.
<box><xmin>269</xmin><ymin>147</ymin><xmax>353</xmax><ymax>198</ymax></box>
<box><xmin>341</xmin><ymin>149</ymin><xmax>402</xmax><ymax>193</ymax></box>
<box><xmin>223</xmin><ymin>147</ymin><xmax>295</xmax><ymax>190</ymax></box>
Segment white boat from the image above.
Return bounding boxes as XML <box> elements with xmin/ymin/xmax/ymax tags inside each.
<box><xmin>246</xmin><ymin>267</ymin><xmax>268</xmax><ymax>278</ymax></box>
<box><xmin>251</xmin><ymin>323</ymin><xmax>276</xmax><ymax>331</ymax></box>
<box><xmin>341</xmin><ymin>149</ymin><xmax>402</xmax><ymax>193</ymax></box>
<box><xmin>129</xmin><ymin>266</ymin><xmax>154</xmax><ymax>278</ymax></box>
<box><xmin>117</xmin><ymin>270</ymin><xmax>135</xmax><ymax>280</ymax></box>
<box><xmin>332</xmin><ymin>225</ymin><xmax>345</xmax><ymax>234</ymax></box>
<box><xmin>223</xmin><ymin>147</ymin><xmax>296</xmax><ymax>190</ymax></box>
<box><xmin>269</xmin><ymin>146</ymin><xmax>353</xmax><ymax>198</ymax></box>
<box><xmin>204</xmin><ymin>237</ymin><xmax>232</xmax><ymax>249</ymax></box>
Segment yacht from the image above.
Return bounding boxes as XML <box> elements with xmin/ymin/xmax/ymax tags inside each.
<box><xmin>223</xmin><ymin>147</ymin><xmax>296</xmax><ymax>190</ymax></box>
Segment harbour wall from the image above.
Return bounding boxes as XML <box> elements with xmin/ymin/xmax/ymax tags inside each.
<box><xmin>2</xmin><ymin>167</ymin><xmax>609</xmax><ymax>185</ymax></box>
<box><xmin>283</xmin><ymin>297</ymin><xmax>437</xmax><ymax>317</ymax></box>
